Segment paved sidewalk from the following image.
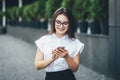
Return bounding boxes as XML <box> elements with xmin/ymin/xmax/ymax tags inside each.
<box><xmin>0</xmin><ymin>34</ymin><xmax>115</xmax><ymax>80</ymax></box>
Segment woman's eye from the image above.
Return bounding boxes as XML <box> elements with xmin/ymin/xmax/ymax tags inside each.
<box><xmin>56</xmin><ymin>21</ymin><xmax>61</xmax><ymax>24</ymax></box>
<box><xmin>63</xmin><ymin>22</ymin><xmax>68</xmax><ymax>25</ymax></box>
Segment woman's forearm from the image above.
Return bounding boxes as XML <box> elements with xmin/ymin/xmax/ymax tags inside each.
<box><xmin>65</xmin><ymin>55</ymin><xmax>80</xmax><ymax>72</ymax></box>
<box><xmin>35</xmin><ymin>58</ymin><xmax>53</xmax><ymax>70</ymax></box>
<box><xmin>35</xmin><ymin>48</ymin><xmax>59</xmax><ymax>70</ymax></box>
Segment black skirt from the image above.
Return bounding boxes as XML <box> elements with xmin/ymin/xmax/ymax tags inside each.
<box><xmin>45</xmin><ymin>69</ymin><xmax>76</xmax><ymax>80</ymax></box>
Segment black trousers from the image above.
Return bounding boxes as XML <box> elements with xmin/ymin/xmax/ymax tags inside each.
<box><xmin>45</xmin><ymin>69</ymin><xmax>76</xmax><ymax>80</ymax></box>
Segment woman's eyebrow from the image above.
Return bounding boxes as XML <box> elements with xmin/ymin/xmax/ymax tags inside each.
<box><xmin>55</xmin><ymin>19</ymin><xmax>68</xmax><ymax>22</ymax></box>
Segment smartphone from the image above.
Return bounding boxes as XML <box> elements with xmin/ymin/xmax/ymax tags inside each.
<box><xmin>57</xmin><ymin>46</ymin><xmax>65</xmax><ymax>50</ymax></box>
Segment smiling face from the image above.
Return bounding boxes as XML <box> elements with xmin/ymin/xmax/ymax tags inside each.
<box><xmin>50</xmin><ymin>7</ymin><xmax>75</xmax><ymax>38</ymax></box>
<box><xmin>55</xmin><ymin>14</ymin><xmax>69</xmax><ymax>38</ymax></box>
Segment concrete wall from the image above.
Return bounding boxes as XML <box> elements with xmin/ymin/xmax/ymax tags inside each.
<box><xmin>7</xmin><ymin>26</ymin><xmax>48</xmax><ymax>45</ymax></box>
<box><xmin>78</xmin><ymin>34</ymin><xmax>109</xmax><ymax>74</ymax></box>
<box><xmin>7</xmin><ymin>26</ymin><xmax>110</xmax><ymax>75</ymax></box>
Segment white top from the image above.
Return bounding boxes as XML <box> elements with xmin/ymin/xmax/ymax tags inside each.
<box><xmin>35</xmin><ymin>33</ymin><xmax>84</xmax><ymax>72</ymax></box>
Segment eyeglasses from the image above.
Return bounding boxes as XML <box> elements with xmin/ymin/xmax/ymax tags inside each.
<box><xmin>55</xmin><ymin>20</ymin><xmax>69</xmax><ymax>27</ymax></box>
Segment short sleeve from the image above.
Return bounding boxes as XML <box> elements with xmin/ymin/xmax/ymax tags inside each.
<box><xmin>35</xmin><ymin>36</ymin><xmax>45</xmax><ymax>52</ymax></box>
<box><xmin>73</xmin><ymin>39</ymin><xmax>84</xmax><ymax>57</ymax></box>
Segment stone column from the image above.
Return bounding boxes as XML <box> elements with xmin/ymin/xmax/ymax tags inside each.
<box><xmin>109</xmin><ymin>0</ymin><xmax>120</xmax><ymax>75</ymax></box>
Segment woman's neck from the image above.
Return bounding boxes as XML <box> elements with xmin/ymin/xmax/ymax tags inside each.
<box><xmin>55</xmin><ymin>33</ymin><xmax>66</xmax><ymax>38</ymax></box>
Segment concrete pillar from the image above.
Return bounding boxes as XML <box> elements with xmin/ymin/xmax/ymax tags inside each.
<box><xmin>109</xmin><ymin>0</ymin><xmax>120</xmax><ymax>75</ymax></box>
<box><xmin>18</xmin><ymin>0</ymin><xmax>22</xmax><ymax>22</ymax></box>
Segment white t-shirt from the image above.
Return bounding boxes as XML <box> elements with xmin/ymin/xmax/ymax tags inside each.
<box><xmin>35</xmin><ymin>33</ymin><xmax>84</xmax><ymax>72</ymax></box>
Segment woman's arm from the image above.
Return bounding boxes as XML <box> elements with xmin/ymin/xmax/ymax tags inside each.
<box><xmin>34</xmin><ymin>48</ymin><xmax>56</xmax><ymax>70</ymax></box>
<box><xmin>65</xmin><ymin>52</ymin><xmax>80</xmax><ymax>72</ymax></box>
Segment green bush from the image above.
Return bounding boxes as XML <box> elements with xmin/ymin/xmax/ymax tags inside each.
<box><xmin>61</xmin><ymin>0</ymin><xmax>74</xmax><ymax>10</ymax></box>
<box><xmin>88</xmin><ymin>0</ymin><xmax>101</xmax><ymax>21</ymax></box>
<box><xmin>32</xmin><ymin>0</ymin><xmax>47</xmax><ymax>20</ymax></box>
<box><xmin>87</xmin><ymin>0</ymin><xmax>108</xmax><ymax>22</ymax></box>
<box><xmin>45</xmin><ymin>0</ymin><xmax>62</xmax><ymax>19</ymax></box>
<box><xmin>99</xmin><ymin>0</ymin><xmax>108</xmax><ymax>20</ymax></box>
<box><xmin>72</xmin><ymin>0</ymin><xmax>90</xmax><ymax>21</ymax></box>
<box><xmin>6</xmin><ymin>7</ymin><xmax>19</xmax><ymax>21</ymax></box>
<box><xmin>22</xmin><ymin>5</ymin><xmax>32</xmax><ymax>21</ymax></box>
<box><xmin>22</xmin><ymin>0</ymin><xmax>47</xmax><ymax>21</ymax></box>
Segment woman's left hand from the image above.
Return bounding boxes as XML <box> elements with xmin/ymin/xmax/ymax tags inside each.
<box><xmin>56</xmin><ymin>47</ymin><xmax>69</xmax><ymax>58</ymax></box>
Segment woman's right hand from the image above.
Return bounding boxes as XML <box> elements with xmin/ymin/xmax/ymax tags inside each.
<box><xmin>51</xmin><ymin>49</ymin><xmax>59</xmax><ymax>61</ymax></box>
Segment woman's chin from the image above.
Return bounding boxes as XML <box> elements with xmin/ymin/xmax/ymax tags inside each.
<box><xmin>58</xmin><ymin>31</ymin><xmax>65</xmax><ymax>35</ymax></box>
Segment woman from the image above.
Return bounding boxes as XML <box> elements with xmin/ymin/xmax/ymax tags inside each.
<box><xmin>34</xmin><ymin>7</ymin><xmax>84</xmax><ymax>80</ymax></box>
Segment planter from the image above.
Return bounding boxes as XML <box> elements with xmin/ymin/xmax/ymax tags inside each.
<box><xmin>40</xmin><ymin>20</ymin><xmax>48</xmax><ymax>29</ymax></box>
<box><xmin>0</xmin><ymin>27</ymin><xmax>7</xmax><ymax>34</ymax></box>
<box><xmin>100</xmin><ymin>20</ymin><xmax>108</xmax><ymax>35</ymax></box>
<box><xmin>89</xmin><ymin>21</ymin><xmax>101</xmax><ymax>34</ymax></box>
<box><xmin>30</xmin><ymin>21</ymin><xmax>40</xmax><ymax>29</ymax></box>
<box><xmin>74</xmin><ymin>21</ymin><xmax>78</xmax><ymax>32</ymax></box>
<box><xmin>18</xmin><ymin>21</ymin><xmax>40</xmax><ymax>28</ymax></box>
<box><xmin>78</xmin><ymin>21</ymin><xmax>88</xmax><ymax>33</ymax></box>
<box><xmin>0</xmin><ymin>20</ymin><xmax>2</xmax><ymax>25</ymax></box>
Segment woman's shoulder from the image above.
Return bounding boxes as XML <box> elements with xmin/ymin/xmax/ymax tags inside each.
<box><xmin>36</xmin><ymin>34</ymin><xmax>53</xmax><ymax>41</ymax></box>
<box><xmin>71</xmin><ymin>38</ymin><xmax>84</xmax><ymax>45</ymax></box>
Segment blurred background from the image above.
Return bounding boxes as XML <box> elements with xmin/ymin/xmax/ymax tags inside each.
<box><xmin>0</xmin><ymin>0</ymin><xmax>120</xmax><ymax>80</ymax></box>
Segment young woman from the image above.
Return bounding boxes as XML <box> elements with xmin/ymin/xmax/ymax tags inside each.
<box><xmin>34</xmin><ymin>7</ymin><xmax>84</xmax><ymax>80</ymax></box>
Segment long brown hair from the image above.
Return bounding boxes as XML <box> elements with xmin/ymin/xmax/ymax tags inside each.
<box><xmin>49</xmin><ymin>7</ymin><xmax>76</xmax><ymax>38</ymax></box>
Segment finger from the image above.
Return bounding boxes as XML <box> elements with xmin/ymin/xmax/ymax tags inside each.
<box><xmin>57</xmin><ymin>50</ymin><xmax>63</xmax><ymax>54</ymax></box>
<box><xmin>53</xmin><ymin>54</ymin><xmax>58</xmax><ymax>58</ymax></box>
<box><xmin>58</xmin><ymin>48</ymin><xmax>64</xmax><ymax>52</ymax></box>
<box><xmin>53</xmin><ymin>51</ymin><xmax>60</xmax><ymax>57</ymax></box>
